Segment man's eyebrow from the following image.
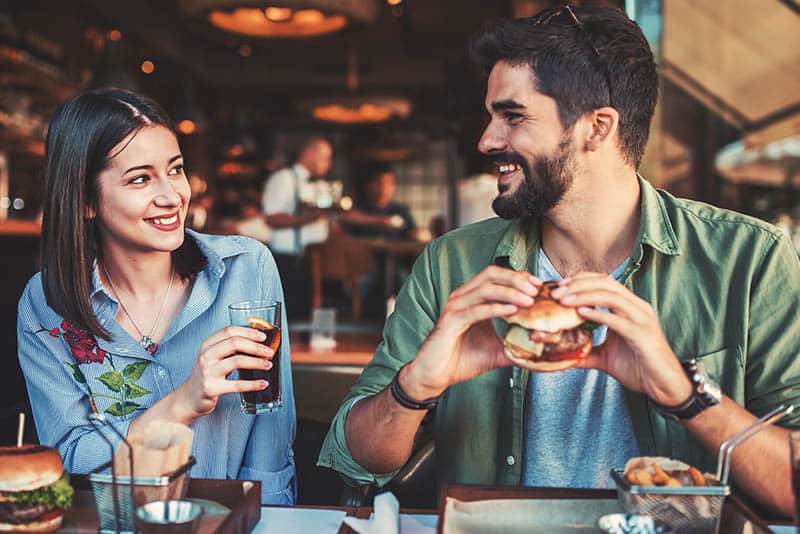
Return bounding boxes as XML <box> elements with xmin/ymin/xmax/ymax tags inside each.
<box><xmin>490</xmin><ymin>99</ymin><xmax>525</xmax><ymax>112</ymax></box>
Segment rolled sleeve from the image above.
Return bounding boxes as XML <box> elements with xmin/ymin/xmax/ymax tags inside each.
<box><xmin>744</xmin><ymin>232</ymin><xmax>800</xmax><ymax>426</ymax></box>
<box><xmin>317</xmin><ymin>243</ymin><xmax>441</xmax><ymax>487</ymax></box>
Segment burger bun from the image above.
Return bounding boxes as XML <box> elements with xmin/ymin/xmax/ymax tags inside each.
<box><xmin>0</xmin><ymin>446</ymin><xmax>63</xmax><ymax>492</ymax></box>
<box><xmin>0</xmin><ymin>512</ymin><xmax>63</xmax><ymax>533</ymax></box>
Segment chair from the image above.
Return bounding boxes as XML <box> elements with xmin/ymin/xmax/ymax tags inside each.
<box><xmin>339</xmin><ymin>438</ymin><xmax>437</xmax><ymax>509</ymax></box>
<box><xmin>307</xmin><ymin>239</ymin><xmax>376</xmax><ymax>321</ymax></box>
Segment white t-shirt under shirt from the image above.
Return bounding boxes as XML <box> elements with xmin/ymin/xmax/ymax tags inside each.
<box><xmin>261</xmin><ymin>163</ymin><xmax>328</xmax><ymax>256</ymax></box>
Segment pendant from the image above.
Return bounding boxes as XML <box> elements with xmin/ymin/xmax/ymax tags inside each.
<box><xmin>140</xmin><ymin>336</ymin><xmax>158</xmax><ymax>354</ymax></box>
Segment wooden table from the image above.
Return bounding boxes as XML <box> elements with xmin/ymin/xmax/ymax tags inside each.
<box><xmin>290</xmin><ymin>332</ymin><xmax>379</xmax><ymax>367</ymax></box>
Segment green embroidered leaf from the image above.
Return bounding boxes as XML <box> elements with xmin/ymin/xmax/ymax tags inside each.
<box><xmin>123</xmin><ymin>361</ymin><xmax>150</xmax><ymax>382</ymax></box>
<box><xmin>124</xmin><ymin>383</ymin><xmax>151</xmax><ymax>399</ymax></box>
<box><xmin>96</xmin><ymin>371</ymin><xmax>124</xmax><ymax>392</ymax></box>
<box><xmin>104</xmin><ymin>401</ymin><xmax>139</xmax><ymax>417</ymax></box>
<box><xmin>63</xmin><ymin>362</ymin><xmax>87</xmax><ymax>384</ymax></box>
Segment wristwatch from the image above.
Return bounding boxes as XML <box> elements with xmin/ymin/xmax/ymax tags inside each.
<box><xmin>652</xmin><ymin>359</ymin><xmax>721</xmax><ymax>422</ymax></box>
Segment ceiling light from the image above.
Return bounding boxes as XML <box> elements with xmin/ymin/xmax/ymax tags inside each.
<box><xmin>140</xmin><ymin>60</ymin><xmax>155</xmax><ymax>74</ymax></box>
<box><xmin>177</xmin><ymin>0</ymin><xmax>377</xmax><ymax>38</ymax></box>
<box><xmin>301</xmin><ymin>96</ymin><xmax>411</xmax><ymax>124</ymax></box>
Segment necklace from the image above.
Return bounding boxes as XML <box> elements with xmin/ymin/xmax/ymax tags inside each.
<box><xmin>102</xmin><ymin>265</ymin><xmax>175</xmax><ymax>354</ymax></box>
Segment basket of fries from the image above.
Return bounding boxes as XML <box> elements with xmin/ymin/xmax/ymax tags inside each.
<box><xmin>611</xmin><ymin>458</ymin><xmax>727</xmax><ymax>532</ymax></box>
<box><xmin>611</xmin><ymin>404</ymin><xmax>793</xmax><ymax>533</ymax></box>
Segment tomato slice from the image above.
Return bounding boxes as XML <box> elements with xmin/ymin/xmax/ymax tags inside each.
<box><xmin>38</xmin><ymin>509</ymin><xmax>62</xmax><ymax>521</ymax></box>
<box><xmin>549</xmin><ymin>348</ymin><xmax>588</xmax><ymax>361</ymax></box>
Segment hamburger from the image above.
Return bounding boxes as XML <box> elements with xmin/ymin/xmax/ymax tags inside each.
<box><xmin>503</xmin><ymin>281</ymin><xmax>599</xmax><ymax>372</ymax></box>
<box><xmin>0</xmin><ymin>445</ymin><xmax>73</xmax><ymax>533</ymax></box>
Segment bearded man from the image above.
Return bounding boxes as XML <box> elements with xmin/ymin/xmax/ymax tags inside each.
<box><xmin>318</xmin><ymin>5</ymin><xmax>799</xmax><ymax>517</ymax></box>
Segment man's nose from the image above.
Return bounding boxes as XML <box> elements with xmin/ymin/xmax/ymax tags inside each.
<box><xmin>478</xmin><ymin>120</ymin><xmax>506</xmax><ymax>154</ymax></box>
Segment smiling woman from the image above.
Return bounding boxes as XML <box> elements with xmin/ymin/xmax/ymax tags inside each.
<box><xmin>15</xmin><ymin>88</ymin><xmax>297</xmax><ymax>505</ymax></box>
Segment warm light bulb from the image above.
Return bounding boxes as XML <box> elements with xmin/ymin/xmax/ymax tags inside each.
<box><xmin>387</xmin><ymin>0</ymin><xmax>402</xmax><ymax>5</ymax></box>
<box><xmin>177</xmin><ymin>120</ymin><xmax>197</xmax><ymax>135</ymax></box>
<box><xmin>264</xmin><ymin>7</ymin><xmax>293</xmax><ymax>22</ymax></box>
<box><xmin>141</xmin><ymin>60</ymin><xmax>155</xmax><ymax>74</ymax></box>
<box><xmin>107</xmin><ymin>29</ymin><xmax>122</xmax><ymax>42</ymax></box>
<box><xmin>238</xmin><ymin>44</ymin><xmax>252</xmax><ymax>57</ymax></box>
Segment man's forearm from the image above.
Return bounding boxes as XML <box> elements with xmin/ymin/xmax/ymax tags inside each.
<box><xmin>684</xmin><ymin>396</ymin><xmax>792</xmax><ymax>516</ymax></box>
<box><xmin>344</xmin><ymin>375</ymin><xmax>429</xmax><ymax>474</ymax></box>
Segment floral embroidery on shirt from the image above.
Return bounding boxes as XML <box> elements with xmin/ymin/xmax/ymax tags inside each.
<box><xmin>35</xmin><ymin>320</ymin><xmax>152</xmax><ymax>419</ymax></box>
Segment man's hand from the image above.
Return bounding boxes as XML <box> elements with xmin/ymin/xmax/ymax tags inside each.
<box><xmin>550</xmin><ymin>272</ymin><xmax>692</xmax><ymax>407</ymax></box>
<box><xmin>402</xmin><ymin>266</ymin><xmax>540</xmax><ymax>400</ymax></box>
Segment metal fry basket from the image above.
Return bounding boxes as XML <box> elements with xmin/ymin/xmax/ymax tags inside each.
<box><xmin>89</xmin><ymin>457</ymin><xmax>196</xmax><ymax>533</ymax></box>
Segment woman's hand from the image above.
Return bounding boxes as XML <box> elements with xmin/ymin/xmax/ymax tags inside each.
<box><xmin>177</xmin><ymin>326</ymin><xmax>274</xmax><ymax>419</ymax></box>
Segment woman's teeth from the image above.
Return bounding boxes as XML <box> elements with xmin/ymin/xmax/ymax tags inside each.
<box><xmin>149</xmin><ymin>215</ymin><xmax>178</xmax><ymax>225</ymax></box>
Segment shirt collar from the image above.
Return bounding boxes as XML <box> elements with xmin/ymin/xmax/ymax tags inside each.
<box><xmin>89</xmin><ymin>229</ymin><xmax>251</xmax><ymax>298</ymax></box>
<box><xmin>491</xmin><ymin>175</ymin><xmax>680</xmax><ymax>268</ymax></box>
<box><xmin>292</xmin><ymin>162</ymin><xmax>311</xmax><ymax>181</ymax></box>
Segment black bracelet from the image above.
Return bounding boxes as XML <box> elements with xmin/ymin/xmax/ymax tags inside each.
<box><xmin>390</xmin><ymin>364</ymin><xmax>439</xmax><ymax>410</ymax></box>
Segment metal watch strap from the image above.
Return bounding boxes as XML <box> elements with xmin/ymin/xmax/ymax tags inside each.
<box><xmin>390</xmin><ymin>364</ymin><xmax>439</xmax><ymax>410</ymax></box>
<box><xmin>652</xmin><ymin>359</ymin><xmax>720</xmax><ymax>421</ymax></box>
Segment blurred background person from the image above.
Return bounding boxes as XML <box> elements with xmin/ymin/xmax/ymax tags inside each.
<box><xmin>262</xmin><ymin>136</ymin><xmax>332</xmax><ymax>319</ymax></box>
<box><xmin>341</xmin><ymin>164</ymin><xmax>416</xmax><ymax>240</ymax></box>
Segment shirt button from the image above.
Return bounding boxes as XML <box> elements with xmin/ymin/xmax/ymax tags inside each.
<box><xmin>506</xmin><ymin>455</ymin><xmax>515</xmax><ymax>466</ymax></box>
<box><xmin>158</xmin><ymin>368</ymin><xmax>166</xmax><ymax>378</ymax></box>
<box><xmin>508</xmin><ymin>378</ymin><xmax>515</xmax><ymax>389</ymax></box>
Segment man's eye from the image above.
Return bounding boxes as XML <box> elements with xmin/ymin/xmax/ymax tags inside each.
<box><xmin>168</xmin><ymin>164</ymin><xmax>184</xmax><ymax>176</ymax></box>
<box><xmin>505</xmin><ymin>113</ymin><xmax>523</xmax><ymax>124</ymax></box>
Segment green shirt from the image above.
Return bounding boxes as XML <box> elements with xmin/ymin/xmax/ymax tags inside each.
<box><xmin>318</xmin><ymin>177</ymin><xmax>800</xmax><ymax>488</ymax></box>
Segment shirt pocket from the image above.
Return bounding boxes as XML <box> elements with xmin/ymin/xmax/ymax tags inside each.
<box><xmin>239</xmin><ymin>459</ymin><xmax>296</xmax><ymax>505</ymax></box>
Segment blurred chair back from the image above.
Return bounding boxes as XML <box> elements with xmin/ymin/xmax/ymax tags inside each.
<box><xmin>307</xmin><ymin>238</ymin><xmax>376</xmax><ymax>321</ymax></box>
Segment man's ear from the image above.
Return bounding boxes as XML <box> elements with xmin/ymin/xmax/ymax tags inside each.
<box><xmin>585</xmin><ymin>107</ymin><xmax>619</xmax><ymax>152</ymax></box>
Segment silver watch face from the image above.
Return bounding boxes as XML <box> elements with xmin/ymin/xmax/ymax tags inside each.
<box><xmin>695</xmin><ymin>362</ymin><xmax>722</xmax><ymax>402</ymax></box>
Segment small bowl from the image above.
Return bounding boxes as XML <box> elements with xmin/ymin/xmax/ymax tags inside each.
<box><xmin>136</xmin><ymin>500</ymin><xmax>202</xmax><ymax>534</ymax></box>
<box><xmin>598</xmin><ymin>513</ymin><xmax>673</xmax><ymax>534</ymax></box>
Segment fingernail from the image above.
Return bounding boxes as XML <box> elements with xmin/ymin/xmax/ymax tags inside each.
<box><xmin>260</xmin><ymin>380</ymin><xmax>269</xmax><ymax>389</ymax></box>
<box><xmin>264</xmin><ymin>360</ymin><xmax>272</xmax><ymax>369</ymax></box>
<box><xmin>256</xmin><ymin>331</ymin><xmax>267</xmax><ymax>340</ymax></box>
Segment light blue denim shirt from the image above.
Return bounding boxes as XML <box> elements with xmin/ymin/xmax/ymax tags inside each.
<box><xmin>17</xmin><ymin>230</ymin><xmax>296</xmax><ymax>504</ymax></box>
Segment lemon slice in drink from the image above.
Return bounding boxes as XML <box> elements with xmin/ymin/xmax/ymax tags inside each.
<box><xmin>248</xmin><ymin>316</ymin><xmax>274</xmax><ymax>331</ymax></box>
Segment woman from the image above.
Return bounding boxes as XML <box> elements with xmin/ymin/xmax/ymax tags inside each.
<box><xmin>16</xmin><ymin>88</ymin><xmax>296</xmax><ymax>504</ymax></box>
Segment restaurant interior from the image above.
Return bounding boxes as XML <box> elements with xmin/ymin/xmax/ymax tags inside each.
<box><xmin>1</xmin><ymin>0</ymin><xmax>799</xmax><ymax>524</ymax></box>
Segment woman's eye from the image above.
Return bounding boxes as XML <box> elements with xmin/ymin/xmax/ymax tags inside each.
<box><xmin>129</xmin><ymin>175</ymin><xmax>148</xmax><ymax>185</ymax></box>
<box><xmin>168</xmin><ymin>164</ymin><xmax>184</xmax><ymax>176</ymax></box>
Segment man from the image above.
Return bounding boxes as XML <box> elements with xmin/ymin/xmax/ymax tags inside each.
<box><xmin>262</xmin><ymin>137</ymin><xmax>332</xmax><ymax>318</ymax></box>
<box><xmin>342</xmin><ymin>164</ymin><xmax>416</xmax><ymax>240</ymax></box>
<box><xmin>318</xmin><ymin>6</ymin><xmax>798</xmax><ymax>516</ymax></box>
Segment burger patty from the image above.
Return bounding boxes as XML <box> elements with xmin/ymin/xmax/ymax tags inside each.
<box><xmin>0</xmin><ymin>502</ymin><xmax>53</xmax><ymax>524</ymax></box>
<box><xmin>540</xmin><ymin>327</ymin><xmax>591</xmax><ymax>358</ymax></box>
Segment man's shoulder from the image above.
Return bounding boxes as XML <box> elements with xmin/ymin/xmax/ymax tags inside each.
<box><xmin>429</xmin><ymin>217</ymin><xmax>513</xmax><ymax>256</ymax></box>
<box><xmin>659</xmin><ymin>189</ymin><xmax>783</xmax><ymax>244</ymax></box>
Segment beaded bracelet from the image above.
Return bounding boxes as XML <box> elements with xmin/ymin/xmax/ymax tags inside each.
<box><xmin>389</xmin><ymin>364</ymin><xmax>440</xmax><ymax>410</ymax></box>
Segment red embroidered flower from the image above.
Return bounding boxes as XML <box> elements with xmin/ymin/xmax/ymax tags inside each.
<box><xmin>48</xmin><ymin>328</ymin><xmax>60</xmax><ymax>337</ymax></box>
<box><xmin>60</xmin><ymin>320</ymin><xmax>106</xmax><ymax>364</ymax></box>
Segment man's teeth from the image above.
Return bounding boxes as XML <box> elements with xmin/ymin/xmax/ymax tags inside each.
<box><xmin>498</xmin><ymin>163</ymin><xmax>521</xmax><ymax>174</ymax></box>
<box><xmin>149</xmin><ymin>215</ymin><xmax>178</xmax><ymax>225</ymax></box>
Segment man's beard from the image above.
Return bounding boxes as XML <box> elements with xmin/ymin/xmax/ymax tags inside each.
<box><xmin>491</xmin><ymin>136</ymin><xmax>576</xmax><ymax>220</ymax></box>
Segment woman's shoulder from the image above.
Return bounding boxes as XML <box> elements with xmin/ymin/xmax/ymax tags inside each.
<box><xmin>17</xmin><ymin>272</ymin><xmax>60</xmax><ymax>328</ymax></box>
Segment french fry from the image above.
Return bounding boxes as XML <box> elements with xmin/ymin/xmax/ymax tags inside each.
<box><xmin>688</xmin><ymin>466</ymin><xmax>707</xmax><ymax>487</ymax></box>
<box><xmin>665</xmin><ymin>477</ymin><xmax>683</xmax><ymax>487</ymax></box>
<box><xmin>626</xmin><ymin>468</ymin><xmax>654</xmax><ymax>486</ymax></box>
<box><xmin>651</xmin><ymin>462</ymin><xmax>671</xmax><ymax>485</ymax></box>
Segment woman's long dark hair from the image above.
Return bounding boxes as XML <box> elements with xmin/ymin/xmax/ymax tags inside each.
<box><xmin>41</xmin><ymin>87</ymin><xmax>204</xmax><ymax>340</ymax></box>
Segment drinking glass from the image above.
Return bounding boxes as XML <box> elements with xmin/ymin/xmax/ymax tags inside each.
<box><xmin>228</xmin><ymin>300</ymin><xmax>282</xmax><ymax>414</ymax></box>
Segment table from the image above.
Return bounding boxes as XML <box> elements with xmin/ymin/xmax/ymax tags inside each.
<box><xmin>290</xmin><ymin>332</ymin><xmax>379</xmax><ymax>367</ymax></box>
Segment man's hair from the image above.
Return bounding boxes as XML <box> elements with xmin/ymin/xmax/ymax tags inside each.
<box><xmin>364</xmin><ymin>162</ymin><xmax>394</xmax><ymax>185</ymax></box>
<box><xmin>41</xmin><ymin>87</ymin><xmax>205</xmax><ymax>340</ymax></box>
<box><xmin>470</xmin><ymin>6</ymin><xmax>658</xmax><ymax>168</ymax></box>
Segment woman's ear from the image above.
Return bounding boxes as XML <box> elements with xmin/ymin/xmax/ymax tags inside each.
<box><xmin>585</xmin><ymin>106</ymin><xmax>619</xmax><ymax>152</ymax></box>
<box><xmin>85</xmin><ymin>205</ymin><xmax>96</xmax><ymax>220</ymax></box>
